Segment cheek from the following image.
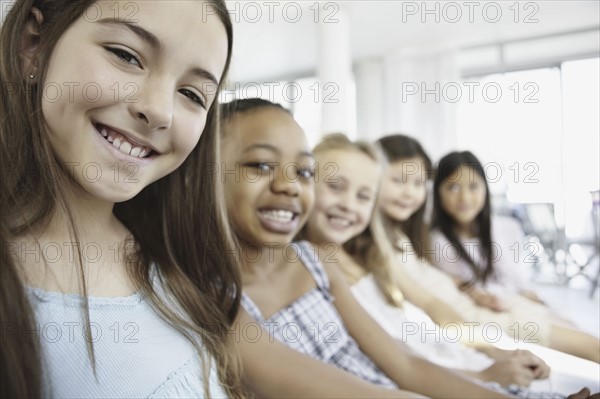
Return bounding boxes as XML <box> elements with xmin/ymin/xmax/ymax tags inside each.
<box><xmin>303</xmin><ymin>187</ymin><xmax>315</xmax><ymax>212</ymax></box>
<box><xmin>314</xmin><ymin>187</ymin><xmax>332</xmax><ymax>211</ymax></box>
<box><xmin>476</xmin><ymin>192</ymin><xmax>486</xmax><ymax>208</ymax></box>
<box><xmin>174</xmin><ymin>118</ymin><xmax>206</xmax><ymax>154</ymax></box>
<box><xmin>382</xmin><ymin>187</ymin><xmax>397</xmax><ymax>204</ymax></box>
<box><xmin>415</xmin><ymin>189</ymin><xmax>427</xmax><ymax>207</ymax></box>
<box><xmin>357</xmin><ymin>205</ymin><xmax>374</xmax><ymax>227</ymax></box>
<box><xmin>440</xmin><ymin>193</ymin><xmax>453</xmax><ymax>209</ymax></box>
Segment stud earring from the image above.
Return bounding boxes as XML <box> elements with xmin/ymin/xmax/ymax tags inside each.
<box><xmin>29</xmin><ymin>73</ymin><xmax>35</xmax><ymax>79</ymax></box>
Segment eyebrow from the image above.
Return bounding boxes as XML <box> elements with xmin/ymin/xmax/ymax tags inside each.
<box><xmin>97</xmin><ymin>19</ymin><xmax>219</xmax><ymax>86</ymax></box>
<box><xmin>190</xmin><ymin>67</ymin><xmax>219</xmax><ymax>87</ymax></box>
<box><xmin>98</xmin><ymin>18</ymin><xmax>162</xmax><ymax>51</ymax></box>
<box><xmin>243</xmin><ymin>143</ymin><xmax>314</xmax><ymax>158</ymax></box>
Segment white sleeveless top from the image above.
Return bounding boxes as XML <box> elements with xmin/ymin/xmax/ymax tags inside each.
<box><xmin>351</xmin><ymin>274</ymin><xmax>493</xmax><ymax>371</ymax></box>
<box><xmin>28</xmin><ymin>286</ymin><xmax>228</xmax><ymax>398</ymax></box>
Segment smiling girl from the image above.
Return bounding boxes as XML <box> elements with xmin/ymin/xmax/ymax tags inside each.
<box><xmin>1</xmin><ymin>1</ymin><xmax>242</xmax><ymax>397</ymax></box>
<box><xmin>430</xmin><ymin>151</ymin><xmax>600</xmax><ymax>364</ymax></box>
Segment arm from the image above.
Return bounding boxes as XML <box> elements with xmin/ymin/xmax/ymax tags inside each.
<box><xmin>461</xmin><ymin>348</ymin><xmax>550</xmax><ymax>387</ymax></box>
<box><xmin>463</xmin><ymin>285</ymin><xmax>509</xmax><ymax>312</ymax></box>
<box><xmin>391</xmin><ymin>265</ymin><xmax>466</xmax><ymax>325</ymax></box>
<box><xmin>324</xmin><ymin>262</ymin><xmax>513</xmax><ymax>399</ymax></box>
<box><xmin>427</xmin><ymin>230</ymin><xmax>508</xmax><ymax>311</ymax></box>
<box><xmin>234</xmin><ymin>309</ymin><xmax>426</xmax><ymax>399</ymax></box>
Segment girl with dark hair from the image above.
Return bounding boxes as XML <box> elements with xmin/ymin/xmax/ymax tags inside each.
<box><xmin>1</xmin><ymin>1</ymin><xmax>244</xmax><ymax>397</ymax></box>
<box><xmin>430</xmin><ymin>151</ymin><xmax>600</xmax><ymax>363</ymax></box>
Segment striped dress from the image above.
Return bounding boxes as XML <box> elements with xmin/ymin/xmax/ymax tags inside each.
<box><xmin>241</xmin><ymin>240</ymin><xmax>398</xmax><ymax>389</ymax></box>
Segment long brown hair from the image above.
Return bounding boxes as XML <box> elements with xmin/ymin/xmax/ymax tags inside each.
<box><xmin>376</xmin><ymin>134</ymin><xmax>433</xmax><ymax>261</ymax></box>
<box><xmin>312</xmin><ymin>134</ymin><xmax>403</xmax><ymax>307</ymax></box>
<box><xmin>0</xmin><ymin>1</ymin><xmax>243</xmax><ymax>397</ymax></box>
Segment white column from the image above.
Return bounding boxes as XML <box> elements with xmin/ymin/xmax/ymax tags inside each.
<box><xmin>355</xmin><ymin>58</ymin><xmax>385</xmax><ymax>140</ymax></box>
<box><xmin>316</xmin><ymin>4</ymin><xmax>356</xmax><ymax>139</ymax></box>
<box><xmin>382</xmin><ymin>50</ymin><xmax>459</xmax><ymax>161</ymax></box>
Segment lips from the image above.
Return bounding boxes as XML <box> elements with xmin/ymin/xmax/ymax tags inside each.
<box><xmin>95</xmin><ymin>123</ymin><xmax>158</xmax><ymax>159</ymax></box>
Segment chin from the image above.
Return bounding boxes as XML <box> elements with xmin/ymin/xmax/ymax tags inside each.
<box><xmin>254</xmin><ymin>232</ymin><xmax>295</xmax><ymax>247</ymax></box>
<box><xmin>85</xmin><ymin>182</ymin><xmax>145</xmax><ymax>204</ymax></box>
<box><xmin>323</xmin><ymin>233</ymin><xmax>348</xmax><ymax>246</ymax></box>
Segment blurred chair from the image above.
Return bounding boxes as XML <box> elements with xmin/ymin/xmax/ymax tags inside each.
<box><xmin>586</xmin><ymin>190</ymin><xmax>600</xmax><ymax>297</ymax></box>
<box><xmin>560</xmin><ymin>191</ymin><xmax>599</xmax><ymax>297</ymax></box>
<box><xmin>515</xmin><ymin>203</ymin><xmax>561</xmax><ymax>276</ymax></box>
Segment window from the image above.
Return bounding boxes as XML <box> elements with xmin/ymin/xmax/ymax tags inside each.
<box><xmin>457</xmin><ymin>58</ymin><xmax>600</xmax><ymax>238</ymax></box>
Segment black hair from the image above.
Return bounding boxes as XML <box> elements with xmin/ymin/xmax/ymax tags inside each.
<box><xmin>431</xmin><ymin>151</ymin><xmax>493</xmax><ymax>286</ymax></box>
<box><xmin>220</xmin><ymin>98</ymin><xmax>290</xmax><ymax>121</ymax></box>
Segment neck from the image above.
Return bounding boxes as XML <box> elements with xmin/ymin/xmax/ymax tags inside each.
<box><xmin>304</xmin><ymin>231</ymin><xmax>344</xmax><ymax>263</ymax></box>
<box><xmin>239</xmin><ymin>241</ymin><xmax>289</xmax><ymax>281</ymax></box>
<box><xmin>16</xmin><ymin>184</ymin><xmax>133</xmax><ymax>294</ymax></box>
<box><xmin>454</xmin><ymin>221</ymin><xmax>476</xmax><ymax>238</ymax></box>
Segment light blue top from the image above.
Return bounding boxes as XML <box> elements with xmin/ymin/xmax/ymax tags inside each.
<box><xmin>27</xmin><ymin>286</ymin><xmax>228</xmax><ymax>398</ymax></box>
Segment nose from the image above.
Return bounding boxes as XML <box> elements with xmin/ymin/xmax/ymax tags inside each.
<box><xmin>458</xmin><ymin>187</ymin><xmax>469</xmax><ymax>201</ymax></box>
<box><xmin>338</xmin><ymin>191</ymin><xmax>359</xmax><ymax>213</ymax></box>
<box><xmin>401</xmin><ymin>183</ymin><xmax>416</xmax><ymax>199</ymax></box>
<box><xmin>271</xmin><ymin>168</ymin><xmax>300</xmax><ymax>197</ymax></box>
<box><xmin>128</xmin><ymin>77</ymin><xmax>174</xmax><ymax>131</ymax></box>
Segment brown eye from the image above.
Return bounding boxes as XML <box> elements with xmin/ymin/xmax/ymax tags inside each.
<box><xmin>106</xmin><ymin>47</ymin><xmax>141</xmax><ymax>68</ymax></box>
<box><xmin>178</xmin><ymin>88</ymin><xmax>206</xmax><ymax>109</ymax></box>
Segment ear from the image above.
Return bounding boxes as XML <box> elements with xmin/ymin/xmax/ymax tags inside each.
<box><xmin>20</xmin><ymin>7</ymin><xmax>44</xmax><ymax>79</ymax></box>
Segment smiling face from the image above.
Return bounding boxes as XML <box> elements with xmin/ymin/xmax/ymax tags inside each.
<box><xmin>379</xmin><ymin>157</ymin><xmax>428</xmax><ymax>222</ymax></box>
<box><xmin>306</xmin><ymin>149</ymin><xmax>381</xmax><ymax>246</ymax></box>
<box><xmin>221</xmin><ymin>107</ymin><xmax>315</xmax><ymax>248</ymax></box>
<box><xmin>439</xmin><ymin>165</ymin><xmax>487</xmax><ymax>231</ymax></box>
<box><xmin>39</xmin><ymin>1</ymin><xmax>228</xmax><ymax>203</ymax></box>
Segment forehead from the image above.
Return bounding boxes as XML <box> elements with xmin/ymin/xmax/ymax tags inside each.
<box><xmin>226</xmin><ymin>108</ymin><xmax>309</xmax><ymax>152</ymax></box>
<box><xmin>388</xmin><ymin>157</ymin><xmax>426</xmax><ymax>172</ymax></box>
<box><xmin>89</xmin><ymin>1</ymin><xmax>228</xmax><ymax>80</ymax></box>
<box><xmin>321</xmin><ymin>150</ymin><xmax>380</xmax><ymax>186</ymax></box>
<box><xmin>445</xmin><ymin>165</ymin><xmax>484</xmax><ymax>184</ymax></box>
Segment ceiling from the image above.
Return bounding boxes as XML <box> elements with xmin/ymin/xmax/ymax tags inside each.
<box><xmin>226</xmin><ymin>1</ymin><xmax>600</xmax><ymax>83</ymax></box>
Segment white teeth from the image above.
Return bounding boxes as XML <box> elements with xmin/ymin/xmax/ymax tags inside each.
<box><xmin>329</xmin><ymin>216</ymin><xmax>351</xmax><ymax>227</ymax></box>
<box><xmin>119</xmin><ymin>141</ymin><xmax>132</xmax><ymax>155</ymax></box>
<box><xmin>261</xmin><ymin>209</ymin><xmax>294</xmax><ymax>222</ymax></box>
<box><xmin>99</xmin><ymin>126</ymin><xmax>152</xmax><ymax>159</ymax></box>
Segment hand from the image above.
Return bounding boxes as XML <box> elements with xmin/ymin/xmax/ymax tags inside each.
<box><xmin>479</xmin><ymin>350</ymin><xmax>550</xmax><ymax>387</ymax></box>
<box><xmin>480</xmin><ymin>357</ymin><xmax>533</xmax><ymax>387</ymax></box>
<box><xmin>567</xmin><ymin>387</ymin><xmax>600</xmax><ymax>399</ymax></box>
<box><xmin>515</xmin><ymin>349</ymin><xmax>550</xmax><ymax>379</ymax></box>
<box><xmin>469</xmin><ymin>289</ymin><xmax>509</xmax><ymax>312</ymax></box>
<box><xmin>487</xmin><ymin>349</ymin><xmax>550</xmax><ymax>379</ymax></box>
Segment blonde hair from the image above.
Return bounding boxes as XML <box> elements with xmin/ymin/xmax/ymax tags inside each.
<box><xmin>313</xmin><ymin>134</ymin><xmax>404</xmax><ymax>306</ymax></box>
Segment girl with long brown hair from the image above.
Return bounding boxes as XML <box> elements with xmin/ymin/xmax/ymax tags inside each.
<box><xmin>1</xmin><ymin>1</ymin><xmax>243</xmax><ymax>397</ymax></box>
